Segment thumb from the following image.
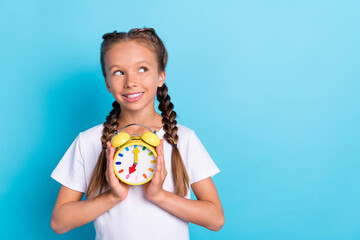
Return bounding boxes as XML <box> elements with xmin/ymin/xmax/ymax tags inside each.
<box><xmin>107</xmin><ymin>141</ymin><xmax>114</xmax><ymax>156</ymax></box>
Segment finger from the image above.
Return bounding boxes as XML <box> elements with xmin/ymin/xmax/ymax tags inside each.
<box><xmin>105</xmin><ymin>142</ymin><xmax>112</xmax><ymax>183</ymax></box>
<box><xmin>107</xmin><ymin>142</ymin><xmax>115</xmax><ymax>162</ymax></box>
<box><xmin>106</xmin><ymin>142</ymin><xmax>117</xmax><ymax>182</ymax></box>
<box><xmin>106</xmin><ymin>142</ymin><xmax>112</xmax><ymax>171</ymax></box>
<box><xmin>156</xmin><ymin>140</ymin><xmax>163</xmax><ymax>171</ymax></box>
<box><xmin>152</xmin><ymin>159</ymin><xmax>162</xmax><ymax>184</ymax></box>
<box><xmin>152</xmin><ymin>141</ymin><xmax>164</xmax><ymax>183</ymax></box>
<box><xmin>158</xmin><ymin>140</ymin><xmax>166</xmax><ymax>178</ymax></box>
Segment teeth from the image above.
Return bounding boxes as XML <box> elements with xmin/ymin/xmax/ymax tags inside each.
<box><xmin>124</xmin><ymin>93</ymin><xmax>143</xmax><ymax>98</ymax></box>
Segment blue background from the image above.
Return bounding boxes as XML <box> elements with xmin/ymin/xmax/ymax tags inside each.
<box><xmin>1</xmin><ymin>0</ymin><xmax>359</xmax><ymax>239</ymax></box>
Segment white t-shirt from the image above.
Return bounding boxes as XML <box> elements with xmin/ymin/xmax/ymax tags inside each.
<box><xmin>51</xmin><ymin>123</ymin><xmax>220</xmax><ymax>240</ymax></box>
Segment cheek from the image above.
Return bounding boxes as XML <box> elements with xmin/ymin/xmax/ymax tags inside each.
<box><xmin>143</xmin><ymin>73</ymin><xmax>159</xmax><ymax>87</ymax></box>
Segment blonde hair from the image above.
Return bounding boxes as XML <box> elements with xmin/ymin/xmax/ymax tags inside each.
<box><xmin>86</xmin><ymin>28</ymin><xmax>189</xmax><ymax>198</ymax></box>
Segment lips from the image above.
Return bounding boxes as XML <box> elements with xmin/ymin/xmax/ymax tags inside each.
<box><xmin>122</xmin><ymin>92</ymin><xmax>144</xmax><ymax>102</ymax></box>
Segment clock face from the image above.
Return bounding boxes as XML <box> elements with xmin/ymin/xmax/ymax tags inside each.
<box><xmin>114</xmin><ymin>144</ymin><xmax>157</xmax><ymax>185</ymax></box>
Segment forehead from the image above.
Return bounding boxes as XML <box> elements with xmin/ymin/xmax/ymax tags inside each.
<box><xmin>104</xmin><ymin>40</ymin><xmax>157</xmax><ymax>66</ymax></box>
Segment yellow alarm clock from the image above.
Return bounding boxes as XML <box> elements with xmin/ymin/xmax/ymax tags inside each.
<box><xmin>111</xmin><ymin>123</ymin><xmax>160</xmax><ymax>185</ymax></box>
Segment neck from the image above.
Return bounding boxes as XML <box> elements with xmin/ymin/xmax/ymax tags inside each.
<box><xmin>117</xmin><ymin>108</ymin><xmax>163</xmax><ymax>132</ymax></box>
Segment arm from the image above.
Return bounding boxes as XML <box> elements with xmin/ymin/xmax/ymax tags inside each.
<box><xmin>144</xmin><ymin>140</ymin><xmax>225</xmax><ymax>231</ymax></box>
<box><xmin>151</xmin><ymin>178</ymin><xmax>224</xmax><ymax>231</ymax></box>
<box><xmin>50</xmin><ymin>186</ymin><xmax>122</xmax><ymax>234</ymax></box>
<box><xmin>51</xmin><ymin>142</ymin><xmax>130</xmax><ymax>234</ymax></box>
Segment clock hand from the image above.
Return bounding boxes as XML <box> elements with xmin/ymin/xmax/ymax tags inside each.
<box><xmin>133</xmin><ymin>147</ymin><xmax>140</xmax><ymax>165</ymax></box>
<box><xmin>129</xmin><ymin>163</ymin><xmax>137</xmax><ymax>174</ymax></box>
<box><xmin>129</xmin><ymin>147</ymin><xmax>140</xmax><ymax>174</ymax></box>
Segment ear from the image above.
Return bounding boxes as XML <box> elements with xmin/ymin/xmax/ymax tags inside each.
<box><xmin>157</xmin><ymin>71</ymin><xmax>166</xmax><ymax>87</ymax></box>
<box><xmin>105</xmin><ymin>78</ymin><xmax>112</xmax><ymax>93</ymax></box>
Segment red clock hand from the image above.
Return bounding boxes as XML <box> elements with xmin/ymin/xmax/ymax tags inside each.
<box><xmin>129</xmin><ymin>163</ymin><xmax>137</xmax><ymax>174</ymax></box>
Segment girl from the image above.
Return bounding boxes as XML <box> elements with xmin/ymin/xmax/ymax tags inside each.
<box><xmin>50</xmin><ymin>28</ymin><xmax>224</xmax><ymax>240</ymax></box>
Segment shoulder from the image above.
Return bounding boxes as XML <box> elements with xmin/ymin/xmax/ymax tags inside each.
<box><xmin>176</xmin><ymin>124</ymin><xmax>195</xmax><ymax>138</ymax></box>
<box><xmin>77</xmin><ymin>123</ymin><xmax>104</xmax><ymax>146</ymax></box>
<box><xmin>80</xmin><ymin>123</ymin><xmax>104</xmax><ymax>136</ymax></box>
<box><xmin>176</xmin><ymin>124</ymin><xmax>209</xmax><ymax>153</ymax></box>
<box><xmin>176</xmin><ymin>124</ymin><xmax>199</xmax><ymax>147</ymax></box>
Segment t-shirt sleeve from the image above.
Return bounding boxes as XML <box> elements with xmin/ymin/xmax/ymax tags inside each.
<box><xmin>188</xmin><ymin>130</ymin><xmax>220</xmax><ymax>185</ymax></box>
<box><xmin>50</xmin><ymin>133</ymin><xmax>87</xmax><ymax>193</ymax></box>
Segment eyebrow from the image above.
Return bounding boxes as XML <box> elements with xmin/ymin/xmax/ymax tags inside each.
<box><xmin>108</xmin><ymin>60</ymin><xmax>152</xmax><ymax>71</ymax></box>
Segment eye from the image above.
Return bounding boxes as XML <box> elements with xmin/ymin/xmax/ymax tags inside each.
<box><xmin>113</xmin><ymin>70</ymin><xmax>124</xmax><ymax>76</ymax></box>
<box><xmin>139</xmin><ymin>67</ymin><xmax>148</xmax><ymax>73</ymax></box>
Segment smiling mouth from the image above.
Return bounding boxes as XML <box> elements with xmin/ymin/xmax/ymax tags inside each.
<box><xmin>123</xmin><ymin>92</ymin><xmax>144</xmax><ymax>99</ymax></box>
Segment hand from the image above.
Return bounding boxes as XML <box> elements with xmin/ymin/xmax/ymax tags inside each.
<box><xmin>105</xmin><ymin>141</ymin><xmax>130</xmax><ymax>202</ymax></box>
<box><xmin>144</xmin><ymin>139</ymin><xmax>167</xmax><ymax>202</ymax></box>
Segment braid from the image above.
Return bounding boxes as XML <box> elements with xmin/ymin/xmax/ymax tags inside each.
<box><xmin>157</xmin><ymin>85</ymin><xmax>178</xmax><ymax>145</ymax></box>
<box><xmin>101</xmin><ymin>101</ymin><xmax>121</xmax><ymax>148</ymax></box>
<box><xmin>86</xmin><ymin>101</ymin><xmax>121</xmax><ymax>198</ymax></box>
<box><xmin>157</xmin><ymin>84</ymin><xmax>189</xmax><ymax>197</ymax></box>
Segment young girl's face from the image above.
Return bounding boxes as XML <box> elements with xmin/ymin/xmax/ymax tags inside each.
<box><xmin>104</xmin><ymin>40</ymin><xmax>165</xmax><ymax>114</ymax></box>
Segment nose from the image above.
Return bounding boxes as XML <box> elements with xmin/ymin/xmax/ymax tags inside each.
<box><xmin>124</xmin><ymin>72</ymin><xmax>138</xmax><ymax>88</ymax></box>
